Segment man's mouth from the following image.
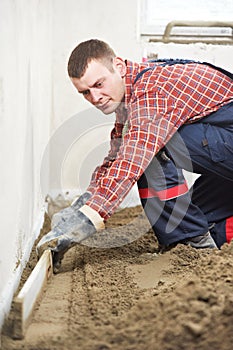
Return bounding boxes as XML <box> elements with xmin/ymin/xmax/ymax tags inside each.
<box><xmin>96</xmin><ymin>100</ymin><xmax>110</xmax><ymax>110</ymax></box>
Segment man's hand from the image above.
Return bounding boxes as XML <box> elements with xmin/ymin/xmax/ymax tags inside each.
<box><xmin>50</xmin><ymin>191</ymin><xmax>92</xmax><ymax>229</ymax></box>
<box><xmin>36</xmin><ymin>194</ymin><xmax>104</xmax><ymax>273</ymax></box>
<box><xmin>37</xmin><ymin>208</ymin><xmax>97</xmax><ymax>255</ymax></box>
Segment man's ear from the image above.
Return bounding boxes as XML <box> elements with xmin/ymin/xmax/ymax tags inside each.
<box><xmin>113</xmin><ymin>57</ymin><xmax>126</xmax><ymax>77</ymax></box>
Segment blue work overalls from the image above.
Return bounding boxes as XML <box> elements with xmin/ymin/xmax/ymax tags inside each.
<box><xmin>137</xmin><ymin>59</ymin><xmax>233</xmax><ymax>248</ymax></box>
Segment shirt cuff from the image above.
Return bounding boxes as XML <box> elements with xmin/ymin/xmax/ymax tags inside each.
<box><xmin>79</xmin><ymin>205</ymin><xmax>105</xmax><ymax>231</ymax></box>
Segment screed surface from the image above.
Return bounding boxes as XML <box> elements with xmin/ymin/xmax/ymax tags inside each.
<box><xmin>2</xmin><ymin>207</ymin><xmax>233</xmax><ymax>350</ymax></box>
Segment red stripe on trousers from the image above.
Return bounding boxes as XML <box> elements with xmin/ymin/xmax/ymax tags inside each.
<box><xmin>226</xmin><ymin>217</ymin><xmax>233</xmax><ymax>243</ymax></box>
<box><xmin>138</xmin><ymin>182</ymin><xmax>189</xmax><ymax>201</ymax></box>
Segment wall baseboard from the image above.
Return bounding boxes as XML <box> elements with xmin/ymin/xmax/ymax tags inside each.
<box><xmin>0</xmin><ymin>207</ymin><xmax>46</xmax><ymax>338</ymax></box>
<box><xmin>12</xmin><ymin>250</ymin><xmax>53</xmax><ymax>339</ymax></box>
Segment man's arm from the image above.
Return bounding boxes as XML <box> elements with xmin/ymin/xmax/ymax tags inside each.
<box><xmin>87</xmin><ymin>119</ymin><xmax>125</xmax><ymax>193</ymax></box>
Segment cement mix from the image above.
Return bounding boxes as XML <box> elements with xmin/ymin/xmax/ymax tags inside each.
<box><xmin>2</xmin><ymin>206</ymin><xmax>233</xmax><ymax>350</ymax></box>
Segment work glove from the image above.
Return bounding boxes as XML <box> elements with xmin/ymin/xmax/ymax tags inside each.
<box><xmin>36</xmin><ymin>193</ymin><xmax>104</xmax><ymax>273</ymax></box>
<box><xmin>50</xmin><ymin>191</ymin><xmax>92</xmax><ymax>228</ymax></box>
<box><xmin>47</xmin><ymin>191</ymin><xmax>92</xmax><ymax>271</ymax></box>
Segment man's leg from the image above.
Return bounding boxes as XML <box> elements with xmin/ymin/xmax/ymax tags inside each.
<box><xmin>191</xmin><ymin>174</ymin><xmax>233</xmax><ymax>248</ymax></box>
<box><xmin>137</xmin><ymin>152</ymin><xmax>211</xmax><ymax>247</ymax></box>
<box><xmin>138</xmin><ymin>103</ymin><xmax>233</xmax><ymax>248</ymax></box>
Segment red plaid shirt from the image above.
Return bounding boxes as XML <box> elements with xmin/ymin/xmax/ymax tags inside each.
<box><xmin>86</xmin><ymin>60</ymin><xmax>233</xmax><ymax>220</ymax></box>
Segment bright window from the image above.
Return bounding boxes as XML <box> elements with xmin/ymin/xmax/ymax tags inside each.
<box><xmin>140</xmin><ymin>0</ymin><xmax>233</xmax><ymax>41</ymax></box>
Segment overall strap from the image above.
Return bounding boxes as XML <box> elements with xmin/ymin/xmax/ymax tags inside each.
<box><xmin>134</xmin><ymin>58</ymin><xmax>233</xmax><ymax>84</ymax></box>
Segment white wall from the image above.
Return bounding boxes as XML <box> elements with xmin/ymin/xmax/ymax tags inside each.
<box><xmin>0</xmin><ymin>0</ymin><xmax>53</xmax><ymax>329</ymax></box>
<box><xmin>144</xmin><ymin>42</ymin><xmax>233</xmax><ymax>72</ymax></box>
<box><xmin>42</xmin><ymin>0</ymin><xmax>143</xmax><ymax>204</ymax></box>
<box><xmin>1</xmin><ymin>0</ymin><xmax>233</xmax><ymax>333</ymax></box>
<box><xmin>51</xmin><ymin>0</ymin><xmax>142</xmax><ymax>127</ymax></box>
<box><xmin>0</xmin><ymin>0</ymin><xmax>142</xmax><ymax>331</ymax></box>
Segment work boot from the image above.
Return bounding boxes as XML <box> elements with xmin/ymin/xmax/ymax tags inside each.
<box><xmin>182</xmin><ymin>231</ymin><xmax>217</xmax><ymax>249</ymax></box>
<box><xmin>158</xmin><ymin>231</ymin><xmax>217</xmax><ymax>253</ymax></box>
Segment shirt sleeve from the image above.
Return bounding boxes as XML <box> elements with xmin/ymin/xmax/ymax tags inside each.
<box><xmin>87</xmin><ymin>120</ymin><xmax>124</xmax><ymax>193</ymax></box>
<box><xmin>86</xmin><ymin>89</ymin><xmax>181</xmax><ymax>220</ymax></box>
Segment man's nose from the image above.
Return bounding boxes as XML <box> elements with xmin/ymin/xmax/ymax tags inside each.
<box><xmin>90</xmin><ymin>89</ymin><xmax>102</xmax><ymax>104</ymax></box>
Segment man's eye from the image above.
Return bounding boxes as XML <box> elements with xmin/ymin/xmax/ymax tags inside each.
<box><xmin>96</xmin><ymin>82</ymin><xmax>103</xmax><ymax>87</ymax></box>
<box><xmin>82</xmin><ymin>90</ymin><xmax>90</xmax><ymax>96</ymax></box>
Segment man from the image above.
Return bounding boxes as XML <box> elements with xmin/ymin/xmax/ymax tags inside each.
<box><xmin>37</xmin><ymin>39</ymin><xmax>233</xmax><ymax>268</ymax></box>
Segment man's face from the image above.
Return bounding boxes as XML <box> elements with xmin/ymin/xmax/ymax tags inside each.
<box><xmin>70</xmin><ymin>58</ymin><xmax>126</xmax><ymax>114</ymax></box>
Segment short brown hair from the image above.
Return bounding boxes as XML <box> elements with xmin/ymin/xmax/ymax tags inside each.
<box><xmin>67</xmin><ymin>39</ymin><xmax>116</xmax><ymax>78</ymax></box>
